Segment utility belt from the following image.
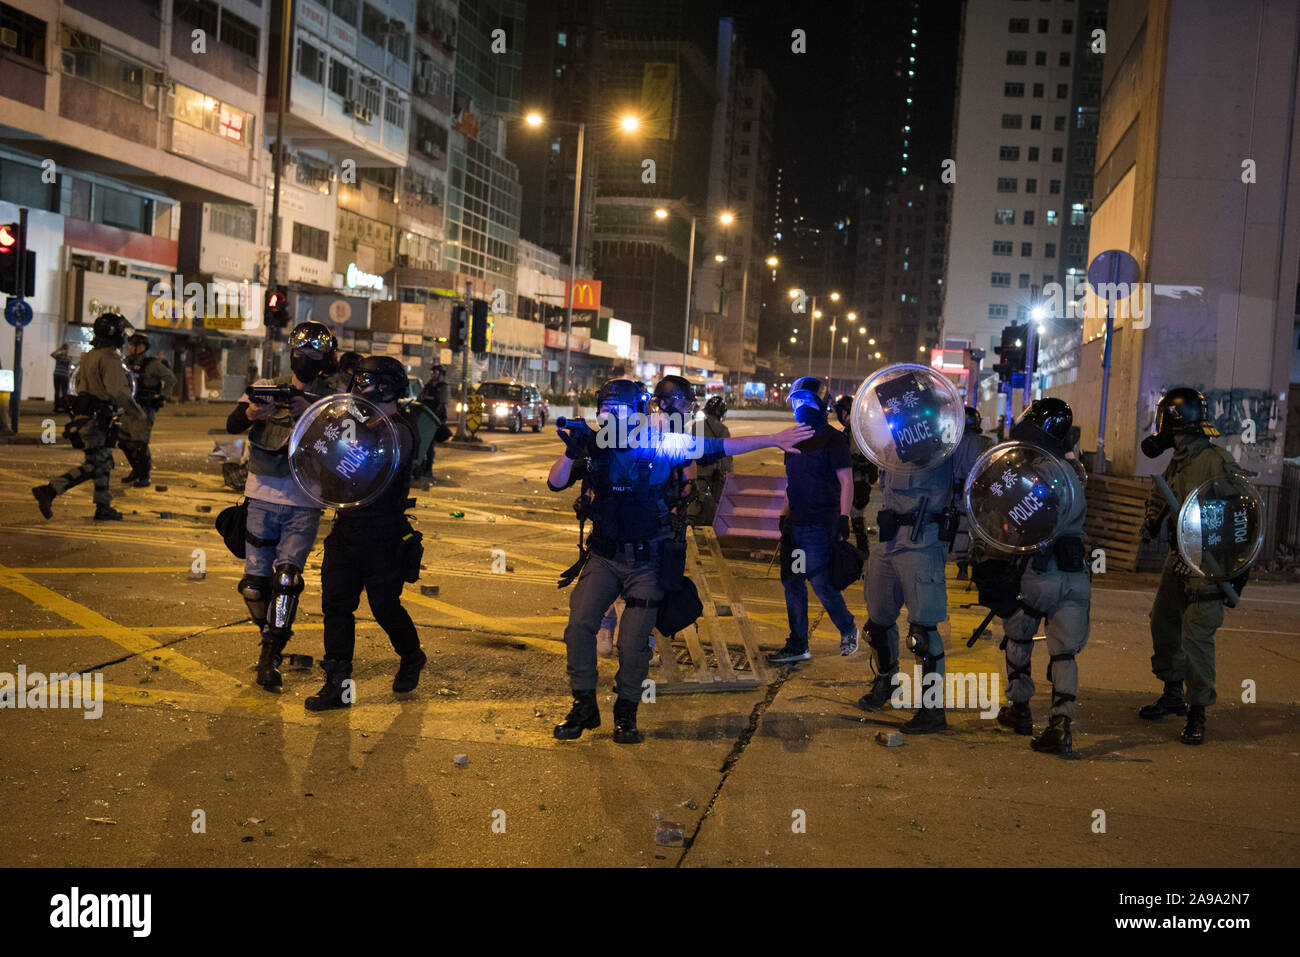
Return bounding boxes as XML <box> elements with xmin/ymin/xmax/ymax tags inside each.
<box><xmin>1030</xmin><ymin>535</ymin><xmax>1087</xmax><ymax>573</ymax></box>
<box><xmin>877</xmin><ymin>507</ymin><xmax>945</xmax><ymax>543</ymax></box>
<box><xmin>586</xmin><ymin>535</ymin><xmax>662</xmax><ymax>564</ymax></box>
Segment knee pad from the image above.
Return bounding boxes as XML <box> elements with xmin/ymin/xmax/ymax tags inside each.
<box><xmin>269</xmin><ymin>563</ymin><xmax>304</xmax><ymax>632</ymax></box>
<box><xmin>865</xmin><ymin>620</ymin><xmax>895</xmax><ymax>670</ymax></box>
<box><xmin>908</xmin><ymin>622</ymin><xmax>944</xmax><ymax>673</ymax></box>
<box><xmin>238</xmin><ymin>575</ymin><xmax>271</xmax><ymax>624</ymax></box>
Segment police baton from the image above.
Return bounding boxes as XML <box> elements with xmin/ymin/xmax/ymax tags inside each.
<box><xmin>1152</xmin><ymin>474</ymin><xmax>1240</xmax><ymax>606</ymax></box>
<box><xmin>967</xmin><ymin>608</ymin><xmax>997</xmax><ymax>648</ymax></box>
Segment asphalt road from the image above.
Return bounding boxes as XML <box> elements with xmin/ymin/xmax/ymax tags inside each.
<box><xmin>0</xmin><ymin>403</ymin><xmax>1296</xmax><ymax>867</ymax></box>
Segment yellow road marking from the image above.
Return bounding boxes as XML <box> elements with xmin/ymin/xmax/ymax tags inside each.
<box><xmin>0</xmin><ymin>561</ymin><xmax>242</xmax><ymax>696</ymax></box>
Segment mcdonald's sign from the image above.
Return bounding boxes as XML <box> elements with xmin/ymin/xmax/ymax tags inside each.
<box><xmin>565</xmin><ymin>279</ymin><xmax>601</xmax><ymax>311</ymax></box>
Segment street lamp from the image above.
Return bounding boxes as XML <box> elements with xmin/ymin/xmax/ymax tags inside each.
<box><xmin>524</xmin><ymin>111</ymin><xmax>639</xmax><ymax>405</ymax></box>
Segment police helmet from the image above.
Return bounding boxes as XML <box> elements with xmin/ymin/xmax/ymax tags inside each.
<box><xmin>1141</xmin><ymin>386</ymin><xmax>1219</xmax><ymax>456</ymax></box>
<box><xmin>338</xmin><ymin>351</ymin><xmax>363</xmax><ymax>376</ymax></box>
<box><xmin>832</xmin><ymin>393</ymin><xmax>853</xmax><ymax>425</ymax></box>
<box><xmin>288</xmin><ymin>321</ymin><xmax>338</xmax><ymax>358</ymax></box>
<box><xmin>653</xmin><ymin>374</ymin><xmax>695</xmax><ymax>414</ymax></box>
<box><xmin>596</xmin><ymin>378</ymin><xmax>649</xmax><ymax>415</ymax></box>
<box><xmin>704</xmin><ymin>395</ymin><xmax>728</xmax><ymax>420</ymax></box>
<box><xmin>965</xmin><ymin>406</ymin><xmax>982</xmax><ymax>434</ymax></box>
<box><xmin>127</xmin><ymin>332</ymin><xmax>150</xmax><ymax>351</ymax></box>
<box><xmin>1010</xmin><ymin>397</ymin><xmax>1072</xmax><ymax>455</ymax></box>
<box><xmin>788</xmin><ymin>376</ymin><xmax>827</xmax><ymax>411</ymax></box>
<box><xmin>351</xmin><ymin>355</ymin><xmax>409</xmax><ymax>403</ymax></box>
<box><xmin>91</xmin><ymin>312</ymin><xmax>131</xmax><ymax>349</ymax></box>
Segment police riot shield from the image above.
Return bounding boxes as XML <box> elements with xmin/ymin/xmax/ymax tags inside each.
<box><xmin>289</xmin><ymin>394</ymin><xmax>401</xmax><ymax>509</ymax></box>
<box><xmin>850</xmin><ymin>363</ymin><xmax>964</xmax><ymax>473</ymax></box>
<box><xmin>963</xmin><ymin>441</ymin><xmax>1076</xmax><ymax>554</ymax></box>
<box><xmin>1174</xmin><ymin>477</ymin><xmax>1264</xmax><ymax>581</ymax></box>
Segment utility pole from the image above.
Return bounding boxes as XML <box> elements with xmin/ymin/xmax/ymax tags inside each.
<box><xmin>456</xmin><ymin>279</ymin><xmax>472</xmax><ymax>439</ymax></box>
<box><xmin>563</xmin><ymin>121</ymin><xmax>585</xmax><ymax>415</ymax></box>
<box><xmin>7</xmin><ymin>207</ymin><xmax>30</xmax><ymax>432</ymax></box>
<box><xmin>264</xmin><ymin>0</ymin><xmax>294</xmax><ymax>377</ymax></box>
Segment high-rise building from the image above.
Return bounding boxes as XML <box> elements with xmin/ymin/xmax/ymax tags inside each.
<box><xmin>0</xmin><ymin>0</ymin><xmax>270</xmax><ymax>397</ymax></box>
<box><xmin>942</xmin><ymin>0</ymin><xmax>1106</xmax><ymax>364</ymax></box>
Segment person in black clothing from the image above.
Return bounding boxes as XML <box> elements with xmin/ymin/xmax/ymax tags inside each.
<box><xmin>769</xmin><ymin>377</ymin><xmax>860</xmax><ymax>663</ymax></box>
<box><xmin>306</xmin><ymin>356</ymin><xmax>426</xmax><ymax>711</ymax></box>
<box><xmin>833</xmin><ymin>393</ymin><xmax>879</xmax><ymax>556</ymax></box>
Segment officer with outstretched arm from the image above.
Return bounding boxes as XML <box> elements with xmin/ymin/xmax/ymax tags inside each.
<box><xmin>547</xmin><ymin>378</ymin><xmax>811</xmax><ymax>744</ymax></box>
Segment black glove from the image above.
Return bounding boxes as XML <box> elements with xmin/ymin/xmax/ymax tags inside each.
<box><xmin>836</xmin><ymin>515</ymin><xmax>851</xmax><ymax>541</ymax></box>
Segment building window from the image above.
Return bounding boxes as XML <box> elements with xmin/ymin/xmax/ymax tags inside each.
<box><xmin>1046</xmin><ymin>210</ymin><xmax>1059</xmax><ymax>225</ymax></box>
<box><xmin>1009</xmin><ymin>18</ymin><xmax>1029</xmax><ymax>33</ymax></box>
<box><xmin>1035</xmin><ymin>50</ymin><xmax>1046</xmax><ymax>66</ymax></box>
<box><xmin>994</xmin><ymin>209</ymin><xmax>1016</xmax><ymax>224</ymax></box>
<box><xmin>219</xmin><ymin>8</ymin><xmax>259</xmax><ymax>58</ymax></box>
<box><xmin>1030</xmin><ymin>114</ymin><xmax>1042</xmax><ymax>130</ymax></box>
<box><xmin>1004</xmin><ymin>82</ymin><xmax>1025</xmax><ymax>98</ymax></box>
<box><xmin>1002</xmin><ymin>113</ymin><xmax>1023</xmax><ymax>129</ymax></box>
<box><xmin>175</xmin><ymin>0</ymin><xmax>219</xmax><ymax>37</ymax></box>
<box><xmin>989</xmin><ymin>304</ymin><xmax>1009</xmax><ymax>319</ymax></box>
<box><xmin>1037</xmin><ymin>18</ymin><xmax>1049</xmax><ymax>33</ymax></box>
<box><xmin>997</xmin><ymin>177</ymin><xmax>1018</xmax><ymax>192</ymax></box>
<box><xmin>1025</xmin><ymin>178</ymin><xmax>1037</xmax><ymax>193</ymax></box>
<box><xmin>1070</xmin><ymin>204</ymin><xmax>1087</xmax><ymax>226</ymax></box>
<box><xmin>1056</xmin><ymin>83</ymin><xmax>1069</xmax><ymax>99</ymax></box>
<box><xmin>1021</xmin><ymin>242</ymin><xmax>1032</xmax><ymax>256</ymax></box>
<box><xmin>1018</xmin><ymin>273</ymin><xmax>1030</xmax><ymax>288</ymax></box>
<box><xmin>63</xmin><ymin>36</ymin><xmax>155</xmax><ymax>108</ymax></box>
<box><xmin>386</xmin><ymin>20</ymin><xmax>409</xmax><ymax>61</ymax></box>
<box><xmin>1006</xmin><ymin>50</ymin><xmax>1027</xmax><ymax>65</ymax></box>
<box><xmin>1049</xmin><ymin>179</ymin><xmax>1061</xmax><ymax>194</ymax></box>
<box><xmin>328</xmin><ymin>58</ymin><xmax>352</xmax><ymax>99</ymax></box>
<box><xmin>999</xmin><ymin>145</ymin><xmax>1021</xmax><ymax>161</ymax></box>
<box><xmin>292</xmin><ymin>222</ymin><xmax>330</xmax><ymax>261</ymax></box>
<box><xmin>171</xmin><ymin>83</ymin><xmax>253</xmax><ymax>145</ymax></box>
<box><xmin>1023</xmin><ymin>210</ymin><xmax>1035</xmax><ymax>225</ymax></box>
<box><xmin>209</xmin><ymin>204</ymin><xmax>257</xmax><ymax>242</ymax></box>
<box><xmin>296</xmin><ymin>39</ymin><xmax>326</xmax><ymax>84</ymax></box>
<box><xmin>1028</xmin><ymin>147</ymin><xmax>1039</xmax><ymax>161</ymax></box>
<box><xmin>1054</xmin><ymin>115</ymin><xmax>1066</xmax><ymax>131</ymax></box>
<box><xmin>1062</xmin><ymin>19</ymin><xmax>1073</xmax><ymax>34</ymax></box>
<box><xmin>0</xmin><ymin>1</ymin><xmax>47</xmax><ymax>64</ymax></box>
<box><xmin>332</xmin><ymin>0</ymin><xmax>359</xmax><ymax>25</ymax></box>
<box><xmin>384</xmin><ymin>88</ymin><xmax>405</xmax><ymax>128</ymax></box>
<box><xmin>993</xmin><ymin>241</ymin><xmax>1013</xmax><ymax>256</ymax></box>
<box><xmin>1059</xmin><ymin>51</ymin><xmax>1071</xmax><ymax>66</ymax></box>
<box><xmin>1032</xmin><ymin>82</ymin><xmax>1044</xmax><ymax>98</ymax></box>
<box><xmin>991</xmin><ymin>272</ymin><xmax>1012</xmax><ymax>287</ymax></box>
<box><xmin>1045</xmin><ymin>243</ymin><xmax>1057</xmax><ymax>258</ymax></box>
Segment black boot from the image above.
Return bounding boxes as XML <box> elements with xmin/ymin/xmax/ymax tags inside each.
<box><xmin>553</xmin><ymin>690</ymin><xmax>600</xmax><ymax>740</ymax></box>
<box><xmin>856</xmin><ymin>671</ymin><xmax>897</xmax><ymax>712</ymax></box>
<box><xmin>997</xmin><ymin>700</ymin><xmax>1034</xmax><ymax>735</ymax></box>
<box><xmin>1139</xmin><ymin>681</ymin><xmax>1187</xmax><ymax>720</ymax></box>
<box><xmin>305</xmin><ymin>658</ymin><xmax>353</xmax><ymax>712</ymax></box>
<box><xmin>1180</xmin><ymin>705</ymin><xmax>1206</xmax><ymax>745</ymax></box>
<box><xmin>612</xmin><ymin>698</ymin><xmax>645</xmax><ymax>744</ymax></box>
<box><xmin>1030</xmin><ymin>714</ymin><xmax>1072</xmax><ymax>754</ymax></box>
<box><xmin>32</xmin><ymin>485</ymin><xmax>55</xmax><ymax>519</ymax></box>
<box><xmin>393</xmin><ymin>648</ymin><xmax>427</xmax><ymax>693</ymax></box>
<box><xmin>255</xmin><ymin>630</ymin><xmax>287</xmax><ymax>690</ymax></box>
<box><xmin>120</xmin><ymin>470</ymin><xmax>139</xmax><ymax>485</ymax></box>
<box><xmin>956</xmin><ymin>561</ymin><xmax>968</xmax><ymax>581</ymax></box>
<box><xmin>901</xmin><ymin>703</ymin><xmax>947</xmax><ymax>734</ymax></box>
<box><xmin>93</xmin><ymin>504</ymin><xmax>124</xmax><ymax>521</ymax></box>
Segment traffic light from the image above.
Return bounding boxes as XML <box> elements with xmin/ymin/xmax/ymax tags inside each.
<box><xmin>0</xmin><ymin>222</ymin><xmax>36</xmax><ymax>297</ymax></box>
<box><xmin>469</xmin><ymin>298</ymin><xmax>490</xmax><ymax>353</ymax></box>
<box><xmin>264</xmin><ymin>285</ymin><xmax>289</xmax><ymax>328</ymax></box>
<box><xmin>992</xmin><ymin>323</ymin><xmax>1027</xmax><ymax>382</ymax></box>
<box><xmin>449</xmin><ymin>303</ymin><xmax>468</xmax><ymax>353</ymax></box>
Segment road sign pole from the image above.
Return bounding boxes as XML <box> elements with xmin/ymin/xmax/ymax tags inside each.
<box><xmin>9</xmin><ymin>207</ymin><xmax>29</xmax><ymax>434</ymax></box>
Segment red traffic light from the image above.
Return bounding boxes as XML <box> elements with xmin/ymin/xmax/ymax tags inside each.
<box><xmin>0</xmin><ymin>224</ymin><xmax>16</xmax><ymax>250</ymax></box>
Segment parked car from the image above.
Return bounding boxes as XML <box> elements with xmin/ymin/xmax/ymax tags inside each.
<box><xmin>477</xmin><ymin>379</ymin><xmax>549</xmax><ymax>433</ymax></box>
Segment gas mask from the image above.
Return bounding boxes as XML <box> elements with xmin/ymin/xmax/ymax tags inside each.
<box><xmin>791</xmin><ymin>396</ymin><xmax>826</xmax><ymax>429</ymax></box>
<box><xmin>291</xmin><ymin>350</ymin><xmax>329</xmax><ymax>383</ymax></box>
<box><xmin>1140</xmin><ymin>430</ymin><xmax>1174</xmax><ymax>459</ymax></box>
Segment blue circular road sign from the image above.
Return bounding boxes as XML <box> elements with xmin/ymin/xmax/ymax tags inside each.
<box><xmin>4</xmin><ymin>297</ymin><xmax>34</xmax><ymax>328</ymax></box>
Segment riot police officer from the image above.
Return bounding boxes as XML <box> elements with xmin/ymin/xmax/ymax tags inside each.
<box><xmin>117</xmin><ymin>333</ymin><xmax>177</xmax><ymax>488</ymax></box>
<box><xmin>33</xmin><ymin>313</ymin><xmax>143</xmax><ymax>521</ymax></box>
<box><xmin>1138</xmin><ymin>387</ymin><xmax>1254</xmax><ymax>745</ymax></box>
<box><xmin>690</xmin><ymin>395</ymin><xmax>732</xmax><ymax>526</ymax></box>
<box><xmin>833</xmin><ymin>394</ymin><xmax>878</xmax><ymax>556</ymax></box>
<box><xmin>548</xmin><ymin>378</ymin><xmax>810</xmax><ymax>743</ymax></box>
<box><xmin>971</xmin><ymin>398</ymin><xmax>1090</xmax><ymax>755</ymax></box>
<box><xmin>225</xmin><ymin>321</ymin><xmax>339</xmax><ymax>691</ymax></box>
<box><xmin>853</xmin><ymin>366</ymin><xmax>964</xmax><ymax>734</ymax></box>
<box><xmin>307</xmin><ymin>356</ymin><xmax>426</xmax><ymax>711</ymax></box>
<box><xmin>952</xmin><ymin>407</ymin><xmax>995</xmax><ymax>580</ymax></box>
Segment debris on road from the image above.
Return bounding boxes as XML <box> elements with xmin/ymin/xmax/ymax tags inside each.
<box><xmin>876</xmin><ymin>731</ymin><xmax>904</xmax><ymax>747</ymax></box>
<box><xmin>654</xmin><ymin>823</ymin><xmax>685</xmax><ymax>847</ymax></box>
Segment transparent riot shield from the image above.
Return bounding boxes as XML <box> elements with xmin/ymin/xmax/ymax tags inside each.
<box><xmin>289</xmin><ymin>394</ymin><xmax>401</xmax><ymax>509</ymax></box>
<box><xmin>963</xmin><ymin>441</ymin><xmax>1076</xmax><ymax>553</ymax></box>
<box><xmin>850</xmin><ymin>362</ymin><xmax>964</xmax><ymax>473</ymax></box>
<box><xmin>1175</xmin><ymin>477</ymin><xmax>1264</xmax><ymax>581</ymax></box>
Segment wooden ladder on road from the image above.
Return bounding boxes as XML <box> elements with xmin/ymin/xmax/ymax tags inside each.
<box><xmin>654</xmin><ymin>526</ymin><xmax>773</xmax><ymax>694</ymax></box>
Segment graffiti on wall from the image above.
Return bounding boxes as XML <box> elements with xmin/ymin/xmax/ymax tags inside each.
<box><xmin>1142</xmin><ymin>386</ymin><xmax>1283</xmax><ymax>478</ymax></box>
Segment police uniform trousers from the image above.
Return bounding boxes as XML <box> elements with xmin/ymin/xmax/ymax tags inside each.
<box><xmin>1149</xmin><ymin>553</ymin><xmax>1223</xmax><ymax>707</ymax></box>
<box><xmin>118</xmin><ymin>408</ymin><xmax>156</xmax><ymax>478</ymax></box>
<box><xmin>1001</xmin><ymin>559</ymin><xmax>1090</xmax><ymax>719</ymax></box>
<box><xmin>864</xmin><ymin>542</ymin><xmax>948</xmax><ymax>674</ymax></box>
<box><xmin>321</xmin><ymin>517</ymin><xmax>420</xmax><ymax>661</ymax></box>
<box><xmin>49</xmin><ymin>428</ymin><xmax>114</xmax><ymax>508</ymax></box>
<box><xmin>563</xmin><ymin>546</ymin><xmax>664</xmax><ymax>702</ymax></box>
